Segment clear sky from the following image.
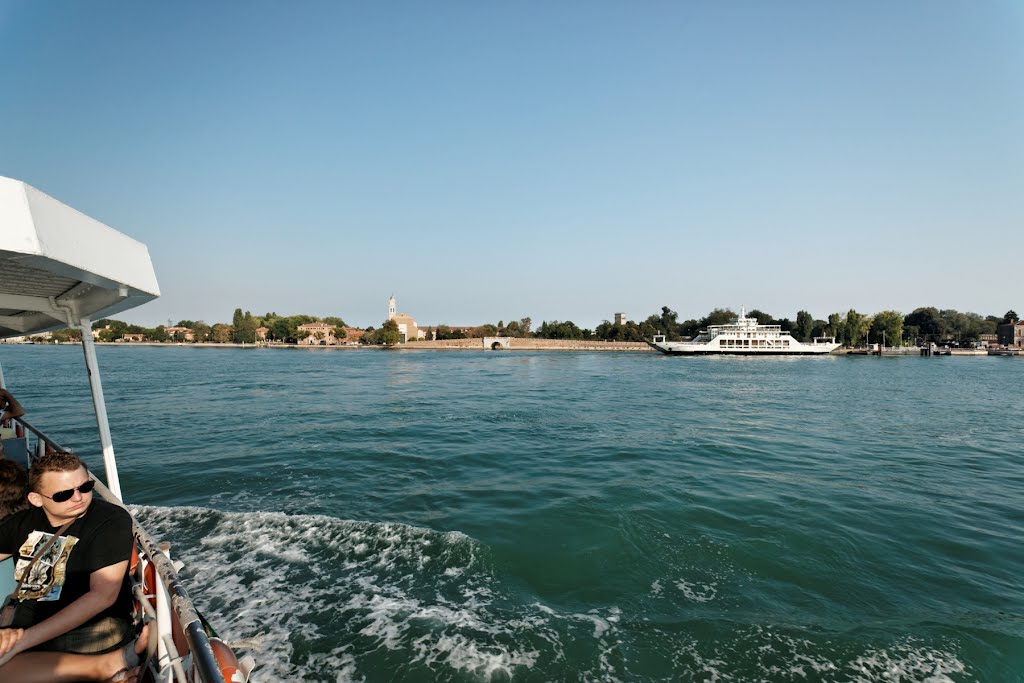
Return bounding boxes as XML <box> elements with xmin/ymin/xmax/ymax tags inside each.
<box><xmin>1</xmin><ymin>1</ymin><xmax>1021</xmax><ymax>329</ymax></box>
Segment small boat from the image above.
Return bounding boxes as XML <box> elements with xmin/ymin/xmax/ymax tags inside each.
<box><xmin>648</xmin><ymin>308</ymin><xmax>840</xmax><ymax>355</ymax></box>
<box><xmin>0</xmin><ymin>176</ymin><xmax>253</xmax><ymax>682</ymax></box>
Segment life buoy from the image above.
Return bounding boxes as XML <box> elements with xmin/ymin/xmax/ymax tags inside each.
<box><xmin>142</xmin><ymin>560</ymin><xmax>156</xmax><ymax>610</ymax></box>
<box><xmin>209</xmin><ymin>638</ymin><xmax>246</xmax><ymax>682</ymax></box>
<box><xmin>129</xmin><ymin>547</ymin><xmax>155</xmax><ymax>617</ymax></box>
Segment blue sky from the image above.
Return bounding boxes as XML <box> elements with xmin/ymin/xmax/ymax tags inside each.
<box><xmin>2</xmin><ymin>1</ymin><xmax>1021</xmax><ymax>329</ymax></box>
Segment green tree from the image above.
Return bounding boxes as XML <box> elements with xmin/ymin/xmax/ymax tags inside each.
<box><xmin>334</xmin><ymin>326</ymin><xmax>347</xmax><ymax>343</ymax></box>
<box><xmin>1003</xmin><ymin>310</ymin><xmax>1018</xmax><ymax>323</ymax></box>
<box><xmin>870</xmin><ymin>311</ymin><xmax>904</xmax><ymax>347</ymax></box>
<box><xmin>378</xmin><ymin>319</ymin><xmax>402</xmax><ymax>346</ymax></box>
<box><xmin>230</xmin><ymin>311</ymin><xmax>257</xmax><ymax>343</ymax></box>
<box><xmin>212</xmin><ymin>324</ymin><xmax>233</xmax><ymax>343</ymax></box>
<box><xmin>660</xmin><ymin>306</ymin><xmax>681</xmax><ymax>340</ymax></box>
<box><xmin>904</xmin><ymin>307</ymin><xmax>945</xmax><ymax>343</ymax></box>
<box><xmin>51</xmin><ymin>328</ymin><xmax>83</xmax><ymax>343</ymax></box>
<box><xmin>794</xmin><ymin>310</ymin><xmax>814</xmax><ymax>342</ymax></box>
<box><xmin>677</xmin><ymin>318</ymin><xmax>700</xmax><ymax>338</ymax></box>
<box><xmin>97</xmin><ymin>327</ymin><xmax>120</xmax><ymax>342</ymax></box>
<box><xmin>826</xmin><ymin>313</ymin><xmax>843</xmax><ymax>340</ymax></box>
<box><xmin>843</xmin><ymin>309</ymin><xmax>870</xmax><ymax>347</ymax></box>
<box><xmin>191</xmin><ymin>322</ymin><xmax>211</xmax><ymax>342</ymax></box>
<box><xmin>704</xmin><ymin>309</ymin><xmax>736</xmax><ymax>327</ymax></box>
<box><xmin>323</xmin><ymin>316</ymin><xmax>346</xmax><ymax>327</ymax></box>
<box><xmin>471</xmin><ymin>324</ymin><xmax>498</xmax><ymax>337</ymax></box>
<box><xmin>536</xmin><ymin>320</ymin><xmax>585</xmax><ymax>340</ymax></box>
<box><xmin>94</xmin><ymin>319</ymin><xmax>129</xmax><ymax>341</ymax></box>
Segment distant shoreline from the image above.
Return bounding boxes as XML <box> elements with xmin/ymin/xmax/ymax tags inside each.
<box><xmin>1</xmin><ymin>339</ymin><xmax>656</xmax><ymax>352</ymax></box>
<box><xmin>4</xmin><ymin>341</ymin><xmax>1012</xmax><ymax>357</ymax></box>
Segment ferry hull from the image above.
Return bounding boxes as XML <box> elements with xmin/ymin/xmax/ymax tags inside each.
<box><xmin>652</xmin><ymin>347</ymin><xmax>838</xmax><ymax>356</ymax></box>
<box><xmin>647</xmin><ymin>341</ymin><xmax>840</xmax><ymax>356</ymax></box>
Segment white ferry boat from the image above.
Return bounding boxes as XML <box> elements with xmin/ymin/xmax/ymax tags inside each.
<box><xmin>649</xmin><ymin>308</ymin><xmax>840</xmax><ymax>355</ymax></box>
<box><xmin>0</xmin><ymin>176</ymin><xmax>253</xmax><ymax>683</ymax></box>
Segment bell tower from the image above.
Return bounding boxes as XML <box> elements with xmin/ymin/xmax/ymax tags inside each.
<box><xmin>388</xmin><ymin>294</ymin><xmax>396</xmax><ymax>321</ymax></box>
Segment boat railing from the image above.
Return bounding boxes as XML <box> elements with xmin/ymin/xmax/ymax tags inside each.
<box><xmin>8</xmin><ymin>415</ymin><xmax>228</xmax><ymax>683</ymax></box>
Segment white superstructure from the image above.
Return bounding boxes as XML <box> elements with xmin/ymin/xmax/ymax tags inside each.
<box><xmin>0</xmin><ymin>176</ymin><xmax>159</xmax><ymax>338</ymax></box>
<box><xmin>649</xmin><ymin>308</ymin><xmax>840</xmax><ymax>355</ymax></box>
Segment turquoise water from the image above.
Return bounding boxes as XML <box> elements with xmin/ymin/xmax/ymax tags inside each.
<box><xmin>1</xmin><ymin>345</ymin><xmax>1021</xmax><ymax>682</ymax></box>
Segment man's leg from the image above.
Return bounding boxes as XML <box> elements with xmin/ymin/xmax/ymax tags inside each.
<box><xmin>0</xmin><ymin>622</ymin><xmax>147</xmax><ymax>683</ymax></box>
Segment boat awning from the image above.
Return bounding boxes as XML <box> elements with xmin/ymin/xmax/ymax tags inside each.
<box><xmin>0</xmin><ymin>176</ymin><xmax>160</xmax><ymax>338</ymax></box>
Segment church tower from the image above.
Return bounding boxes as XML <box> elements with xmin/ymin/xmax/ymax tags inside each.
<box><xmin>388</xmin><ymin>294</ymin><xmax>396</xmax><ymax>321</ymax></box>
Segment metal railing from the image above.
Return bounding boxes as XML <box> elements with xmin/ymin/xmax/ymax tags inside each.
<box><xmin>10</xmin><ymin>415</ymin><xmax>227</xmax><ymax>683</ymax></box>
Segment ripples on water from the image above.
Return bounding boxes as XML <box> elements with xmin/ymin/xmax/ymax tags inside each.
<box><xmin>1</xmin><ymin>346</ymin><xmax>1022</xmax><ymax>681</ymax></box>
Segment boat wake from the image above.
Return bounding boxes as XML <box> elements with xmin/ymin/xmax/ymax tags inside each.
<box><xmin>132</xmin><ymin>506</ymin><xmax>973</xmax><ymax>682</ymax></box>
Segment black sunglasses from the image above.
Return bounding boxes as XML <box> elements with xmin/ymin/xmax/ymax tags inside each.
<box><xmin>39</xmin><ymin>479</ymin><xmax>96</xmax><ymax>503</ymax></box>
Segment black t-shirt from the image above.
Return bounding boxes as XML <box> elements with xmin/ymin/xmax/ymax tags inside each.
<box><xmin>0</xmin><ymin>498</ymin><xmax>134</xmax><ymax>629</ymax></box>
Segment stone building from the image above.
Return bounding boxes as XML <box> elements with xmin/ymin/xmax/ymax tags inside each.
<box><xmin>997</xmin><ymin>320</ymin><xmax>1024</xmax><ymax>348</ymax></box>
<box><xmin>297</xmin><ymin>322</ymin><xmax>338</xmax><ymax>345</ymax></box>
<box><xmin>388</xmin><ymin>295</ymin><xmax>426</xmax><ymax>343</ymax></box>
<box><xmin>164</xmin><ymin>326</ymin><xmax>194</xmax><ymax>341</ymax></box>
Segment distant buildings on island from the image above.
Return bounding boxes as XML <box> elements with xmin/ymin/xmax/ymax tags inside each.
<box><xmin>385</xmin><ymin>294</ymin><xmax>474</xmax><ymax>343</ymax></box>
<box><xmin>3</xmin><ymin>301</ymin><xmax>1024</xmax><ymax>351</ymax></box>
<box><xmin>998</xmin><ymin>319</ymin><xmax>1024</xmax><ymax>347</ymax></box>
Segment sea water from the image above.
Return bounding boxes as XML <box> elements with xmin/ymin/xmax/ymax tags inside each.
<box><xmin>0</xmin><ymin>345</ymin><xmax>1021</xmax><ymax>682</ymax></box>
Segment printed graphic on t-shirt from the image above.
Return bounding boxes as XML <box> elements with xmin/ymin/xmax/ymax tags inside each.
<box><xmin>14</xmin><ymin>531</ymin><xmax>80</xmax><ymax>601</ymax></box>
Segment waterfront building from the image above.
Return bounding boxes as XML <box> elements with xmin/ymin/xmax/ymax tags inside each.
<box><xmin>388</xmin><ymin>294</ymin><xmax>426</xmax><ymax>343</ymax></box>
<box><xmin>614</xmin><ymin>312</ymin><xmax>628</xmax><ymax>325</ymax></box>
<box><xmin>297</xmin><ymin>321</ymin><xmax>338</xmax><ymax>345</ymax></box>
<box><xmin>164</xmin><ymin>326</ymin><xmax>195</xmax><ymax>341</ymax></box>
<box><xmin>996</xmin><ymin>320</ymin><xmax>1024</xmax><ymax>348</ymax></box>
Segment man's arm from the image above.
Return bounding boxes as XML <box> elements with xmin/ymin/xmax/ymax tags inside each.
<box><xmin>0</xmin><ymin>389</ymin><xmax>24</xmax><ymax>422</ymax></box>
<box><xmin>0</xmin><ymin>560</ymin><xmax>128</xmax><ymax>658</ymax></box>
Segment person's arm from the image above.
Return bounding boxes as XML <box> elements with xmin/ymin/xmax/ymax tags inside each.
<box><xmin>0</xmin><ymin>390</ymin><xmax>24</xmax><ymax>422</ymax></box>
<box><xmin>0</xmin><ymin>559</ymin><xmax>128</xmax><ymax>658</ymax></box>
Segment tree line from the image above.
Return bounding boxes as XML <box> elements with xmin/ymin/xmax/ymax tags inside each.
<box><xmin>33</xmin><ymin>306</ymin><xmax>1019</xmax><ymax>348</ymax></box>
<box><xmin>565</xmin><ymin>307</ymin><xmax>1018</xmax><ymax>347</ymax></box>
<box><xmin>70</xmin><ymin>309</ymin><xmax>350</xmax><ymax>344</ymax></box>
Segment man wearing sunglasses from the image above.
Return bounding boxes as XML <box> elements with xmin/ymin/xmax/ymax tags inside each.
<box><xmin>0</xmin><ymin>451</ymin><xmax>136</xmax><ymax>675</ymax></box>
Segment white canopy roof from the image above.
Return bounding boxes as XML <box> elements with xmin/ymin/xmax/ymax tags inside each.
<box><xmin>0</xmin><ymin>176</ymin><xmax>160</xmax><ymax>338</ymax></box>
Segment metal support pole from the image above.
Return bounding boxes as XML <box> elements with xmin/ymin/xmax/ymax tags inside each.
<box><xmin>77</xmin><ymin>318</ymin><xmax>123</xmax><ymax>500</ymax></box>
<box><xmin>155</xmin><ymin>542</ymin><xmax>173</xmax><ymax>669</ymax></box>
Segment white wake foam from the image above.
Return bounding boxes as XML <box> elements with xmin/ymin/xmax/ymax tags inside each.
<box><xmin>132</xmin><ymin>506</ymin><xmax>976</xmax><ymax>682</ymax></box>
